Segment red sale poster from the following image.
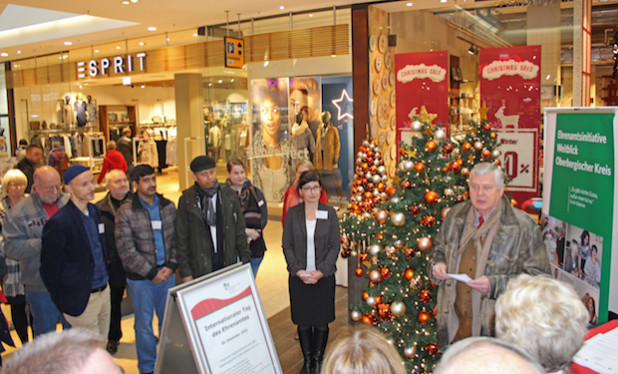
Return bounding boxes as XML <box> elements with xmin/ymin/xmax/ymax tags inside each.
<box><xmin>395</xmin><ymin>51</ymin><xmax>449</xmax><ymax>148</ymax></box>
<box><xmin>480</xmin><ymin>46</ymin><xmax>541</xmax><ymax>205</ymax></box>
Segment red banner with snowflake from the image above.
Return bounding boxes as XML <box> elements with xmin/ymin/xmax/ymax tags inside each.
<box><xmin>395</xmin><ymin>51</ymin><xmax>449</xmax><ymax>149</ymax></box>
<box><xmin>480</xmin><ymin>46</ymin><xmax>541</xmax><ymax>206</ymax></box>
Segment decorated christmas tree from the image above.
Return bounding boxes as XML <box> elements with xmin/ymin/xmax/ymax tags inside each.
<box><xmin>344</xmin><ymin>117</ymin><xmax>500</xmax><ymax>373</ymax></box>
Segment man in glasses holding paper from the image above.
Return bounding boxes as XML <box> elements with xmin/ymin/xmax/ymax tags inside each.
<box><xmin>429</xmin><ymin>162</ymin><xmax>550</xmax><ymax>348</ymax></box>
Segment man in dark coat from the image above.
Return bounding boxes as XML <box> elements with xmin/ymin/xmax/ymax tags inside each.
<box><xmin>41</xmin><ymin>165</ymin><xmax>110</xmax><ymax>337</ymax></box>
<box><xmin>96</xmin><ymin>169</ymin><xmax>130</xmax><ymax>354</ymax></box>
<box><xmin>16</xmin><ymin>144</ymin><xmax>43</xmax><ymax>193</ymax></box>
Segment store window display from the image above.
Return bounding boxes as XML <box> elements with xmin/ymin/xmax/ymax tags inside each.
<box><xmin>251</xmin><ymin>81</ymin><xmax>292</xmax><ymax>203</ymax></box>
<box><xmin>289</xmin><ymin>77</ymin><xmax>322</xmax><ymax>139</ymax></box>
<box><xmin>290</xmin><ymin>112</ymin><xmax>315</xmax><ymax>166</ymax></box>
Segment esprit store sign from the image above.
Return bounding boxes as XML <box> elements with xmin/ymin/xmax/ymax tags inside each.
<box><xmin>76</xmin><ymin>53</ymin><xmax>147</xmax><ymax>79</ymax></box>
<box><xmin>396</xmin><ymin>63</ymin><xmax>446</xmax><ymax>84</ymax></box>
<box><xmin>480</xmin><ymin>55</ymin><xmax>539</xmax><ymax>81</ymax></box>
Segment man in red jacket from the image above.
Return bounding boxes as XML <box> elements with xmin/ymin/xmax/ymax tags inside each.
<box><xmin>97</xmin><ymin>141</ymin><xmax>128</xmax><ymax>184</ymax></box>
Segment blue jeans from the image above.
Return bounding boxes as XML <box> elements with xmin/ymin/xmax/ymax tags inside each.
<box><xmin>250</xmin><ymin>257</ymin><xmax>263</xmax><ymax>277</ymax></box>
<box><xmin>25</xmin><ymin>291</ymin><xmax>71</xmax><ymax>337</ymax></box>
<box><xmin>127</xmin><ymin>275</ymin><xmax>175</xmax><ymax>373</ymax></box>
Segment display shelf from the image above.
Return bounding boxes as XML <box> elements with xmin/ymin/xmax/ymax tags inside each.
<box><xmin>99</xmin><ymin>105</ymin><xmax>137</xmax><ymax>141</ymax></box>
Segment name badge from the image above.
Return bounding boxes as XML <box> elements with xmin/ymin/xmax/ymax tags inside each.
<box><xmin>152</xmin><ymin>220</ymin><xmax>162</xmax><ymax>230</ymax></box>
<box><xmin>316</xmin><ymin>210</ymin><xmax>328</xmax><ymax>220</ymax></box>
<box><xmin>98</xmin><ymin>223</ymin><xmax>105</xmax><ymax>234</ymax></box>
<box><xmin>258</xmin><ymin>200</ymin><xmax>265</xmax><ymax>207</ymax></box>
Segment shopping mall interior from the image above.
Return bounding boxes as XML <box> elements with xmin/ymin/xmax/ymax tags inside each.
<box><xmin>0</xmin><ymin>0</ymin><xmax>617</xmax><ymax>372</ymax></box>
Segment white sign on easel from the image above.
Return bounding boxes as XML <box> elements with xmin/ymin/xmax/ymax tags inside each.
<box><xmin>155</xmin><ymin>263</ymin><xmax>282</xmax><ymax>374</ymax></box>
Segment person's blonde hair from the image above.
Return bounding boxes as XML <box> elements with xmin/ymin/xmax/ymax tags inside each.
<box><xmin>322</xmin><ymin>326</ymin><xmax>406</xmax><ymax>374</ymax></box>
<box><xmin>295</xmin><ymin>159</ymin><xmax>315</xmax><ymax>173</ymax></box>
<box><xmin>495</xmin><ymin>274</ymin><xmax>588</xmax><ymax>373</ymax></box>
<box><xmin>2</xmin><ymin>169</ymin><xmax>28</xmax><ymax>197</ymax></box>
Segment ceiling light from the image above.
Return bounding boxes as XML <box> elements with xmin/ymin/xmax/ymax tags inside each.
<box><xmin>16</xmin><ymin>50</ymin><xmax>21</xmax><ymax>54</ymax></box>
<box><xmin>309</xmin><ymin>14</ymin><xmax>313</xmax><ymax>17</ymax></box>
<box><xmin>193</xmin><ymin>33</ymin><xmax>198</xmax><ymax>37</ymax></box>
<box><xmin>141</xmin><ymin>84</ymin><xmax>146</xmax><ymax>88</ymax></box>
<box><xmin>467</xmin><ymin>44</ymin><xmax>479</xmax><ymax>55</ymax></box>
<box><xmin>122</xmin><ymin>0</ymin><xmax>130</xmax><ymax>4</ymax></box>
<box><xmin>218</xmin><ymin>80</ymin><xmax>223</xmax><ymax>83</ymax></box>
<box><xmin>208</xmin><ymin>82</ymin><xmax>213</xmax><ymax>87</ymax></box>
<box><xmin>64</xmin><ymin>41</ymin><xmax>72</xmax><ymax>46</ymax></box>
<box><xmin>231</xmin><ymin>79</ymin><xmax>235</xmax><ymax>82</ymax></box>
<box><xmin>279</xmin><ymin>5</ymin><xmax>284</xmax><ymax>10</ymax></box>
<box><xmin>264</xmin><ymin>61</ymin><xmax>269</xmax><ymax>67</ymax></box>
<box><xmin>440</xmin><ymin>0</ymin><xmax>447</xmax><ymax>2</ymax></box>
<box><xmin>148</xmin><ymin>26</ymin><xmax>157</xmax><ymax>31</ymax></box>
<box><xmin>130</xmin><ymin>0</ymin><xmax>139</xmax><ymax>3</ymax></box>
<box><xmin>406</xmin><ymin>2</ymin><xmax>413</xmax><ymax>6</ymax></box>
<box><xmin>0</xmin><ymin>52</ymin><xmax>8</xmax><ymax>57</ymax></box>
<box><xmin>116</xmin><ymin>46</ymin><xmax>121</xmax><ymax>49</ymax></box>
<box><xmin>139</xmin><ymin>42</ymin><xmax>145</xmax><ymax>46</ymax></box>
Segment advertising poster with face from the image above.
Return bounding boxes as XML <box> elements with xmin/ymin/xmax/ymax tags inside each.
<box><xmin>248</xmin><ymin>78</ymin><xmax>291</xmax><ymax>203</ymax></box>
<box><xmin>543</xmin><ymin>213</ymin><xmax>602</xmax><ymax>326</ymax></box>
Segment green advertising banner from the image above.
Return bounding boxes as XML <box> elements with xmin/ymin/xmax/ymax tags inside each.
<box><xmin>544</xmin><ymin>109</ymin><xmax>617</xmax><ymax>324</ymax></box>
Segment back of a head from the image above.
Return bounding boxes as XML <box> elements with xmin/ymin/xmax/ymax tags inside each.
<box><xmin>434</xmin><ymin>337</ymin><xmax>546</xmax><ymax>374</ymax></box>
<box><xmin>2</xmin><ymin>329</ymin><xmax>110</xmax><ymax>374</ymax></box>
<box><xmin>322</xmin><ymin>326</ymin><xmax>406</xmax><ymax>374</ymax></box>
<box><xmin>495</xmin><ymin>274</ymin><xmax>588</xmax><ymax>373</ymax></box>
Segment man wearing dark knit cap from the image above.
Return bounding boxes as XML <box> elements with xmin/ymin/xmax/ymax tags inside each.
<box><xmin>40</xmin><ymin>165</ymin><xmax>110</xmax><ymax>338</ymax></box>
<box><xmin>176</xmin><ymin>155</ymin><xmax>250</xmax><ymax>283</ymax></box>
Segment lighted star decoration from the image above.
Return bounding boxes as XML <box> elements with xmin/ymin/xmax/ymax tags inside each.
<box><xmin>479</xmin><ymin>100</ymin><xmax>489</xmax><ymax>121</ymax></box>
<box><xmin>332</xmin><ymin>89</ymin><xmax>354</xmax><ymax>121</ymax></box>
<box><xmin>417</xmin><ymin>105</ymin><xmax>437</xmax><ymax>124</ymax></box>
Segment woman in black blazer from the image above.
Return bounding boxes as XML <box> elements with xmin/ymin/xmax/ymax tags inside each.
<box><xmin>283</xmin><ymin>170</ymin><xmax>340</xmax><ymax>374</ymax></box>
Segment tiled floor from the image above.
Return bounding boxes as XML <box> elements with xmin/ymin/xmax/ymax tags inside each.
<box><xmin>1</xmin><ymin>165</ymin><xmax>350</xmax><ymax>373</ymax></box>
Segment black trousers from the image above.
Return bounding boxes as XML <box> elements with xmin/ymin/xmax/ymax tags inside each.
<box><xmin>108</xmin><ymin>285</ymin><xmax>125</xmax><ymax>342</ymax></box>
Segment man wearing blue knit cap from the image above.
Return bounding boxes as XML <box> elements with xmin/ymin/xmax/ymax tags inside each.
<box><xmin>41</xmin><ymin>165</ymin><xmax>111</xmax><ymax>338</ymax></box>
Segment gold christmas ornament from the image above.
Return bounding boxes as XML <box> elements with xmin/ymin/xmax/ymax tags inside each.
<box><xmin>474</xmin><ymin>141</ymin><xmax>483</xmax><ymax>150</ymax></box>
<box><xmin>434</xmin><ymin>128</ymin><xmax>446</xmax><ymax>140</ymax></box>
<box><xmin>391</xmin><ymin>212</ymin><xmax>406</xmax><ymax>226</ymax></box>
<box><xmin>375</xmin><ymin>210</ymin><xmax>389</xmax><ymax>224</ymax></box>
<box><xmin>440</xmin><ymin>206</ymin><xmax>451</xmax><ymax>220</ymax></box>
<box><xmin>417</xmin><ymin>237</ymin><xmax>432</xmax><ymax>252</ymax></box>
<box><xmin>350</xmin><ymin>309</ymin><xmax>362</xmax><ymax>321</ymax></box>
<box><xmin>412</xmin><ymin>120</ymin><xmax>423</xmax><ymax>131</ymax></box>
<box><xmin>366</xmin><ymin>295</ymin><xmax>377</xmax><ymax>307</ymax></box>
<box><xmin>404</xmin><ymin>160</ymin><xmax>415</xmax><ymax>171</ymax></box>
<box><xmin>369</xmin><ymin>270</ymin><xmax>382</xmax><ymax>283</ymax></box>
<box><xmin>369</xmin><ymin>244</ymin><xmax>382</xmax><ymax>256</ymax></box>
<box><xmin>390</xmin><ymin>301</ymin><xmax>406</xmax><ymax>317</ymax></box>
<box><xmin>403</xmin><ymin>346</ymin><xmax>417</xmax><ymax>358</ymax></box>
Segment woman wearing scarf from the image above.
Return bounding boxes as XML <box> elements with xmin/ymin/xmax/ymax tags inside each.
<box><xmin>226</xmin><ymin>159</ymin><xmax>268</xmax><ymax>277</ymax></box>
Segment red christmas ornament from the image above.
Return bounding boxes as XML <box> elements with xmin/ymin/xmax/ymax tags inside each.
<box><xmin>404</xmin><ymin>268</ymin><xmax>415</xmax><ymax>281</ymax></box>
<box><xmin>399</xmin><ymin>147</ymin><xmax>407</xmax><ymax>157</ymax></box>
<box><xmin>494</xmin><ymin>159</ymin><xmax>502</xmax><ymax>166</ymax></box>
<box><xmin>386</xmin><ymin>187</ymin><xmax>396</xmax><ymax>196</ymax></box>
<box><xmin>377</xmin><ymin>303</ymin><xmax>391</xmax><ymax>321</ymax></box>
<box><xmin>401</xmin><ymin>180</ymin><xmax>412</xmax><ymax>189</ymax></box>
<box><xmin>424</xmin><ymin>190</ymin><xmax>439</xmax><ymax>205</ymax></box>
<box><xmin>481</xmin><ymin>149</ymin><xmax>492</xmax><ymax>159</ymax></box>
<box><xmin>482</xmin><ymin>123</ymin><xmax>492</xmax><ymax>132</ymax></box>
<box><xmin>420</xmin><ymin>215</ymin><xmax>437</xmax><ymax>227</ymax></box>
<box><xmin>414</xmin><ymin>162</ymin><xmax>426</xmax><ymax>174</ymax></box>
<box><xmin>419</xmin><ymin>289</ymin><xmax>432</xmax><ymax>303</ymax></box>
<box><xmin>355</xmin><ymin>267</ymin><xmax>365</xmax><ymax>277</ymax></box>
<box><xmin>442</xmin><ymin>143</ymin><xmax>454</xmax><ymax>154</ymax></box>
<box><xmin>362</xmin><ymin>292</ymin><xmax>369</xmax><ymax>301</ymax></box>
<box><xmin>381</xmin><ymin>267</ymin><xmax>392</xmax><ymax>280</ymax></box>
<box><xmin>511</xmin><ymin>198</ymin><xmax>518</xmax><ymax>207</ymax></box>
<box><xmin>426</xmin><ymin>343</ymin><xmax>440</xmax><ymax>355</ymax></box>
<box><xmin>462</xmin><ymin>142</ymin><xmax>472</xmax><ymax>151</ymax></box>
<box><xmin>425</xmin><ymin>141</ymin><xmax>437</xmax><ymax>152</ymax></box>
<box><xmin>375</xmin><ymin>233</ymin><xmax>384</xmax><ymax>240</ymax></box>
<box><xmin>409</xmin><ymin>205</ymin><xmax>421</xmax><ymax>216</ymax></box>
<box><xmin>417</xmin><ymin>310</ymin><xmax>431</xmax><ymax>325</ymax></box>
<box><xmin>491</xmin><ymin>131</ymin><xmax>497</xmax><ymax>139</ymax></box>
<box><xmin>450</xmin><ymin>162</ymin><xmax>461</xmax><ymax>173</ymax></box>
<box><xmin>362</xmin><ymin>314</ymin><xmax>374</xmax><ymax>324</ymax></box>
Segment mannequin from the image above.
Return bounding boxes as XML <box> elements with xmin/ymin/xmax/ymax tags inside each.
<box><xmin>75</xmin><ymin>94</ymin><xmax>88</xmax><ymax>127</ymax></box>
<box><xmin>63</xmin><ymin>96</ymin><xmax>75</xmax><ymax>125</ymax></box>
<box><xmin>314</xmin><ymin>111</ymin><xmax>340</xmax><ymax>170</ymax></box>
<box><xmin>86</xmin><ymin>95</ymin><xmax>98</xmax><ymax>128</ymax></box>
<box><xmin>290</xmin><ymin>111</ymin><xmax>315</xmax><ymax>163</ymax></box>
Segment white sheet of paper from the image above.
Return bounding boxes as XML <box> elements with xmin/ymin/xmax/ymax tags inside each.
<box><xmin>151</xmin><ymin>220</ymin><xmax>162</xmax><ymax>230</ymax></box>
<box><xmin>446</xmin><ymin>273</ymin><xmax>472</xmax><ymax>283</ymax></box>
<box><xmin>98</xmin><ymin>223</ymin><xmax>105</xmax><ymax>234</ymax></box>
<box><xmin>574</xmin><ymin>326</ymin><xmax>618</xmax><ymax>373</ymax></box>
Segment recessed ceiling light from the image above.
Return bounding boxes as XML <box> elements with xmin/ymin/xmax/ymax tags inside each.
<box><xmin>116</xmin><ymin>46</ymin><xmax>121</xmax><ymax>49</ymax></box>
<box><xmin>309</xmin><ymin>14</ymin><xmax>313</xmax><ymax>17</ymax></box>
<box><xmin>122</xmin><ymin>0</ymin><xmax>130</xmax><ymax>4</ymax></box>
<box><xmin>148</xmin><ymin>26</ymin><xmax>157</xmax><ymax>31</ymax></box>
<box><xmin>16</xmin><ymin>50</ymin><xmax>21</xmax><ymax>54</ymax></box>
<box><xmin>139</xmin><ymin>42</ymin><xmax>145</xmax><ymax>46</ymax></box>
<box><xmin>218</xmin><ymin>80</ymin><xmax>223</xmax><ymax>83</ymax></box>
<box><xmin>64</xmin><ymin>41</ymin><xmax>72</xmax><ymax>46</ymax></box>
<box><xmin>406</xmin><ymin>2</ymin><xmax>413</xmax><ymax>6</ymax></box>
<box><xmin>231</xmin><ymin>78</ymin><xmax>235</xmax><ymax>82</ymax></box>
<box><xmin>440</xmin><ymin>0</ymin><xmax>446</xmax><ymax>2</ymax></box>
<box><xmin>193</xmin><ymin>33</ymin><xmax>198</xmax><ymax>37</ymax></box>
<box><xmin>0</xmin><ymin>52</ymin><xmax>8</xmax><ymax>57</ymax></box>
<box><xmin>279</xmin><ymin>5</ymin><xmax>284</xmax><ymax>10</ymax></box>
<box><xmin>95</xmin><ymin>49</ymin><xmax>100</xmax><ymax>53</ymax></box>
<box><xmin>208</xmin><ymin>82</ymin><xmax>213</xmax><ymax>87</ymax></box>
<box><xmin>130</xmin><ymin>0</ymin><xmax>139</xmax><ymax>3</ymax></box>
<box><xmin>264</xmin><ymin>61</ymin><xmax>269</xmax><ymax>67</ymax></box>
<box><xmin>141</xmin><ymin>84</ymin><xmax>146</xmax><ymax>88</ymax></box>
